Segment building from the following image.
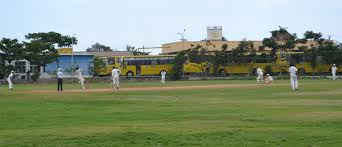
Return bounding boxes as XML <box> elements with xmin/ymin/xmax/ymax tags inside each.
<box><xmin>89</xmin><ymin>51</ymin><xmax>133</xmax><ymax>58</ymax></box>
<box><xmin>45</xmin><ymin>52</ymin><xmax>94</xmax><ymax>78</ymax></box>
<box><xmin>162</xmin><ymin>26</ymin><xmax>317</xmax><ymax>54</ymax></box>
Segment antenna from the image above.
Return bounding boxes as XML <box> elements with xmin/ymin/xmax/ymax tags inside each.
<box><xmin>177</xmin><ymin>29</ymin><xmax>187</xmax><ymax>42</ymax></box>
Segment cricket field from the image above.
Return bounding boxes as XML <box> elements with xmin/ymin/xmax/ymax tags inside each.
<box><xmin>0</xmin><ymin>79</ymin><xmax>342</xmax><ymax>146</ymax></box>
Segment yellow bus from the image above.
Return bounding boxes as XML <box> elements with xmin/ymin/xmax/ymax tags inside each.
<box><xmin>96</xmin><ymin>55</ymin><xmax>175</xmax><ymax>77</ymax></box>
<box><xmin>221</xmin><ymin>52</ymin><xmax>337</xmax><ymax>75</ymax></box>
<box><xmin>96</xmin><ymin>55</ymin><xmax>216</xmax><ymax>77</ymax></box>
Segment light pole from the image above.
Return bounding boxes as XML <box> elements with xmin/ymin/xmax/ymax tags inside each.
<box><xmin>71</xmin><ymin>34</ymin><xmax>76</xmax><ymax>83</ymax></box>
<box><xmin>178</xmin><ymin>29</ymin><xmax>186</xmax><ymax>79</ymax></box>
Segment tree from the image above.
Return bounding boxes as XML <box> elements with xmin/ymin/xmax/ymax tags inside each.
<box><xmin>171</xmin><ymin>51</ymin><xmax>187</xmax><ymax>80</ymax></box>
<box><xmin>24</xmin><ymin>32</ymin><xmax>77</xmax><ymax>80</ymax></box>
<box><xmin>262</xmin><ymin>26</ymin><xmax>298</xmax><ymax>57</ymax></box>
<box><xmin>92</xmin><ymin>57</ymin><xmax>107</xmax><ymax>76</ymax></box>
<box><xmin>213</xmin><ymin>44</ymin><xmax>230</xmax><ymax>75</ymax></box>
<box><xmin>126</xmin><ymin>45</ymin><xmax>149</xmax><ymax>55</ymax></box>
<box><xmin>0</xmin><ymin>38</ymin><xmax>24</xmax><ymax>78</ymax></box>
<box><xmin>86</xmin><ymin>43</ymin><xmax>113</xmax><ymax>52</ymax></box>
<box><xmin>231</xmin><ymin>39</ymin><xmax>256</xmax><ymax>63</ymax></box>
<box><xmin>25</xmin><ymin>32</ymin><xmax>77</xmax><ymax>48</ymax></box>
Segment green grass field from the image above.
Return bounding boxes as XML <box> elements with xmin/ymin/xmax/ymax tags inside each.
<box><xmin>1</xmin><ymin>79</ymin><xmax>342</xmax><ymax>146</ymax></box>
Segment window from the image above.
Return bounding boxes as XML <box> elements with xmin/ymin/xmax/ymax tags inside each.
<box><xmin>30</xmin><ymin>65</ymin><xmax>40</xmax><ymax>73</ymax></box>
<box><xmin>108</xmin><ymin>57</ymin><xmax>115</xmax><ymax>65</ymax></box>
<box><xmin>15</xmin><ymin>61</ymin><xmax>26</xmax><ymax>73</ymax></box>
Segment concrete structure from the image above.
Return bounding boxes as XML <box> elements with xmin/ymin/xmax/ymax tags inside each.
<box><xmin>207</xmin><ymin>26</ymin><xmax>223</xmax><ymax>40</ymax></box>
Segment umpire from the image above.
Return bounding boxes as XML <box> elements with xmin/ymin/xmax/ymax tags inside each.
<box><xmin>57</xmin><ymin>68</ymin><xmax>64</xmax><ymax>92</ymax></box>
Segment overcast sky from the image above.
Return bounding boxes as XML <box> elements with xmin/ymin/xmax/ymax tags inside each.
<box><xmin>1</xmin><ymin>0</ymin><xmax>342</xmax><ymax>54</ymax></box>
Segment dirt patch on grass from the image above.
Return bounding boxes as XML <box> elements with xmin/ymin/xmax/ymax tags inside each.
<box><xmin>276</xmin><ymin>89</ymin><xmax>342</xmax><ymax>97</ymax></box>
<box><xmin>21</xmin><ymin>83</ymin><xmax>288</xmax><ymax>94</ymax></box>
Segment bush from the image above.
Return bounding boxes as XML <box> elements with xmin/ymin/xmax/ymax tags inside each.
<box><xmin>31</xmin><ymin>72</ymin><xmax>40</xmax><ymax>82</ymax></box>
<box><xmin>264</xmin><ymin>65</ymin><xmax>273</xmax><ymax>75</ymax></box>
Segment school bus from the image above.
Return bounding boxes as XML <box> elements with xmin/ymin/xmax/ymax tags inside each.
<box><xmin>96</xmin><ymin>55</ymin><xmax>174</xmax><ymax>77</ymax></box>
<box><xmin>96</xmin><ymin>55</ymin><xmax>216</xmax><ymax>77</ymax></box>
<box><xmin>221</xmin><ymin>52</ymin><xmax>337</xmax><ymax>75</ymax></box>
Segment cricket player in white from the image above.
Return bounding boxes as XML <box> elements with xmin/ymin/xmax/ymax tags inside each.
<box><xmin>256</xmin><ymin>67</ymin><xmax>264</xmax><ymax>83</ymax></box>
<box><xmin>331</xmin><ymin>64</ymin><xmax>337</xmax><ymax>80</ymax></box>
<box><xmin>57</xmin><ymin>68</ymin><xmax>64</xmax><ymax>92</ymax></box>
<box><xmin>265</xmin><ymin>74</ymin><xmax>273</xmax><ymax>84</ymax></box>
<box><xmin>289</xmin><ymin>64</ymin><xmax>299</xmax><ymax>91</ymax></box>
<box><xmin>7</xmin><ymin>71</ymin><xmax>14</xmax><ymax>90</ymax></box>
<box><xmin>75</xmin><ymin>67</ymin><xmax>85</xmax><ymax>89</ymax></box>
<box><xmin>111</xmin><ymin>66</ymin><xmax>120</xmax><ymax>90</ymax></box>
<box><xmin>161</xmin><ymin>71</ymin><xmax>166</xmax><ymax>84</ymax></box>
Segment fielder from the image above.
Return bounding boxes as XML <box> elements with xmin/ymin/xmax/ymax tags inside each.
<box><xmin>161</xmin><ymin>71</ymin><xmax>166</xmax><ymax>84</ymax></box>
<box><xmin>7</xmin><ymin>71</ymin><xmax>14</xmax><ymax>90</ymax></box>
<box><xmin>289</xmin><ymin>64</ymin><xmax>299</xmax><ymax>91</ymax></box>
<box><xmin>331</xmin><ymin>64</ymin><xmax>338</xmax><ymax>80</ymax></box>
<box><xmin>57</xmin><ymin>68</ymin><xmax>64</xmax><ymax>92</ymax></box>
<box><xmin>265</xmin><ymin>74</ymin><xmax>273</xmax><ymax>84</ymax></box>
<box><xmin>256</xmin><ymin>67</ymin><xmax>264</xmax><ymax>83</ymax></box>
<box><xmin>111</xmin><ymin>66</ymin><xmax>121</xmax><ymax>91</ymax></box>
<box><xmin>75</xmin><ymin>67</ymin><xmax>85</xmax><ymax>90</ymax></box>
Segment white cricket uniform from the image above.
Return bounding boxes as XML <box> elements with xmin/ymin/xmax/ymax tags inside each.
<box><xmin>256</xmin><ymin>68</ymin><xmax>264</xmax><ymax>82</ymax></box>
<box><xmin>76</xmin><ymin>69</ymin><xmax>85</xmax><ymax>89</ymax></box>
<box><xmin>268</xmin><ymin>76</ymin><xmax>273</xmax><ymax>81</ymax></box>
<box><xmin>289</xmin><ymin>66</ymin><xmax>298</xmax><ymax>90</ymax></box>
<box><xmin>266</xmin><ymin>76</ymin><xmax>273</xmax><ymax>84</ymax></box>
<box><xmin>7</xmin><ymin>73</ymin><xmax>13</xmax><ymax>90</ymax></box>
<box><xmin>111</xmin><ymin>68</ymin><xmax>120</xmax><ymax>88</ymax></box>
<box><xmin>331</xmin><ymin>66</ymin><xmax>337</xmax><ymax>80</ymax></box>
<box><xmin>161</xmin><ymin>71</ymin><xmax>166</xmax><ymax>83</ymax></box>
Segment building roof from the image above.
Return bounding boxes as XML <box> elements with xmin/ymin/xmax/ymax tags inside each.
<box><xmin>89</xmin><ymin>51</ymin><xmax>133</xmax><ymax>57</ymax></box>
<box><xmin>59</xmin><ymin>52</ymin><xmax>94</xmax><ymax>56</ymax></box>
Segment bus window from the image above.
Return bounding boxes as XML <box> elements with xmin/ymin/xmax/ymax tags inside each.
<box><xmin>108</xmin><ymin>58</ymin><xmax>115</xmax><ymax>65</ymax></box>
<box><xmin>116</xmin><ymin>57</ymin><xmax>122</xmax><ymax>64</ymax></box>
<box><xmin>100</xmin><ymin>58</ymin><xmax>108</xmax><ymax>66</ymax></box>
<box><xmin>160</xmin><ymin>57</ymin><xmax>168</xmax><ymax>64</ymax></box>
<box><xmin>151</xmin><ymin>60</ymin><xmax>158</xmax><ymax>65</ymax></box>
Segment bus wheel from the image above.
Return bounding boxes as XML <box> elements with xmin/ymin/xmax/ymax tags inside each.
<box><xmin>126</xmin><ymin>71</ymin><xmax>134</xmax><ymax>78</ymax></box>
<box><xmin>298</xmin><ymin>68</ymin><xmax>305</xmax><ymax>75</ymax></box>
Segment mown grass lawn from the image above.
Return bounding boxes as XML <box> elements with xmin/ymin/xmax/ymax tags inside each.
<box><xmin>0</xmin><ymin>79</ymin><xmax>342</xmax><ymax>146</ymax></box>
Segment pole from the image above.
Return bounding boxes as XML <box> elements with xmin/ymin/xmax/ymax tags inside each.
<box><xmin>71</xmin><ymin>45</ymin><xmax>74</xmax><ymax>83</ymax></box>
<box><xmin>71</xmin><ymin>34</ymin><xmax>76</xmax><ymax>83</ymax></box>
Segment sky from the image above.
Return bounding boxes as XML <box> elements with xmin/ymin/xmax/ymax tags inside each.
<box><xmin>1</xmin><ymin>0</ymin><xmax>342</xmax><ymax>54</ymax></box>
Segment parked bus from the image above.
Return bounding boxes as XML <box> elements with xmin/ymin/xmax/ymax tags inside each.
<box><xmin>221</xmin><ymin>52</ymin><xmax>338</xmax><ymax>75</ymax></box>
<box><xmin>96</xmin><ymin>55</ymin><xmax>216</xmax><ymax>77</ymax></box>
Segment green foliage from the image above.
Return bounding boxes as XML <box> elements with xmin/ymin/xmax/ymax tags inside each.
<box><xmin>23</xmin><ymin>41</ymin><xmax>58</xmax><ymax>67</ymax></box>
<box><xmin>171</xmin><ymin>51</ymin><xmax>187</xmax><ymax>80</ymax></box>
<box><xmin>93</xmin><ymin>57</ymin><xmax>107</xmax><ymax>76</ymax></box>
<box><xmin>23</xmin><ymin>32</ymin><xmax>77</xmax><ymax>80</ymax></box>
<box><xmin>304</xmin><ymin>31</ymin><xmax>322</xmax><ymax>41</ymax></box>
<box><xmin>0</xmin><ymin>38</ymin><xmax>24</xmax><ymax>78</ymax></box>
<box><xmin>264</xmin><ymin>65</ymin><xmax>273</xmax><ymax>74</ymax></box>
<box><xmin>231</xmin><ymin>39</ymin><xmax>256</xmax><ymax>63</ymax></box>
<box><xmin>86</xmin><ymin>43</ymin><xmax>113</xmax><ymax>52</ymax></box>
<box><xmin>31</xmin><ymin>72</ymin><xmax>40</xmax><ymax>82</ymax></box>
<box><xmin>25</xmin><ymin>32</ymin><xmax>77</xmax><ymax>47</ymax></box>
<box><xmin>126</xmin><ymin>45</ymin><xmax>150</xmax><ymax>55</ymax></box>
<box><xmin>262</xmin><ymin>26</ymin><xmax>298</xmax><ymax>56</ymax></box>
